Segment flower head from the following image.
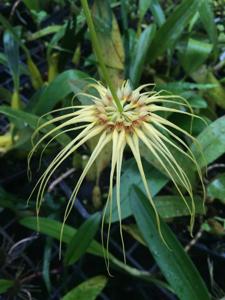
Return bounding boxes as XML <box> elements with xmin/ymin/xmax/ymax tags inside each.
<box><xmin>28</xmin><ymin>80</ymin><xmax>205</xmax><ymax>263</ymax></box>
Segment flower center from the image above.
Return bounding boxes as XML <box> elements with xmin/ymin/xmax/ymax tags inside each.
<box><xmin>95</xmin><ymin>85</ymin><xmax>150</xmax><ymax>132</ymax></box>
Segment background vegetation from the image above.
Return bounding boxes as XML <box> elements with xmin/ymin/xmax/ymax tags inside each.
<box><xmin>0</xmin><ymin>0</ymin><xmax>225</xmax><ymax>299</ymax></box>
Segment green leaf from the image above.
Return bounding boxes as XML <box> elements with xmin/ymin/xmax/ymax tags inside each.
<box><xmin>19</xmin><ymin>216</ymin><xmax>104</xmax><ymax>257</ymax></box>
<box><xmin>199</xmin><ymin>0</ymin><xmax>217</xmax><ymax>46</ymax></box>
<box><xmin>0</xmin><ymin>14</ymin><xmax>29</xmax><ymax>56</ymax></box>
<box><xmin>62</xmin><ymin>276</ymin><xmax>107</xmax><ymax>300</ymax></box>
<box><xmin>0</xmin><ymin>105</ymin><xmax>71</xmax><ymax>146</ymax></box>
<box><xmin>139</xmin><ymin>0</ymin><xmax>165</xmax><ymax>27</ymax></box>
<box><xmin>92</xmin><ymin>1</ymin><xmax>125</xmax><ymax>86</ymax></box>
<box><xmin>129</xmin><ymin>24</ymin><xmax>156</xmax><ymax>86</ymax></box>
<box><xmin>207</xmin><ymin>173</ymin><xmax>225</xmax><ymax>203</ymax></box>
<box><xmin>0</xmin><ymin>279</ymin><xmax>14</xmax><ymax>294</ymax></box>
<box><xmin>110</xmin><ymin>159</ymin><xmax>168</xmax><ymax>223</ymax></box>
<box><xmin>192</xmin><ymin>116</ymin><xmax>225</xmax><ymax>167</ymax></box>
<box><xmin>154</xmin><ymin>195</ymin><xmax>205</xmax><ymax>218</ymax></box>
<box><xmin>27</xmin><ymin>25</ymin><xmax>62</xmax><ymax>41</ymax></box>
<box><xmin>141</xmin><ymin>137</ymin><xmax>196</xmax><ymax>189</ymax></box>
<box><xmin>64</xmin><ymin>212</ymin><xmax>101</xmax><ymax>265</ymax></box>
<box><xmin>205</xmin><ymin>72</ymin><xmax>225</xmax><ymax>109</ymax></box>
<box><xmin>157</xmin><ymin>81</ymin><xmax>218</xmax><ymax>92</ymax></box>
<box><xmin>33</xmin><ymin>70</ymin><xmax>89</xmax><ymax>115</ymax></box>
<box><xmin>180</xmin><ymin>38</ymin><xmax>213</xmax><ymax>74</ymax></box>
<box><xmin>148</xmin><ymin>0</ymin><xmax>201</xmax><ymax>63</ymax></box>
<box><xmin>3</xmin><ymin>29</ymin><xmax>20</xmax><ymax>89</ymax></box>
<box><xmin>130</xmin><ymin>186</ymin><xmax>210</xmax><ymax>300</ymax></box>
<box><xmin>22</xmin><ymin>0</ymin><xmax>40</xmax><ymax>11</ymax></box>
<box><xmin>19</xmin><ymin>217</ymin><xmax>161</xmax><ymax>281</ymax></box>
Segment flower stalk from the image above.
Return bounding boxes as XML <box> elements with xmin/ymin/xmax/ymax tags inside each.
<box><xmin>80</xmin><ymin>0</ymin><xmax>123</xmax><ymax>113</ymax></box>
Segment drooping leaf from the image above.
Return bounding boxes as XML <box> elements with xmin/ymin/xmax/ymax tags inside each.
<box><xmin>62</xmin><ymin>276</ymin><xmax>107</xmax><ymax>300</ymax></box>
<box><xmin>130</xmin><ymin>186</ymin><xmax>210</xmax><ymax>300</ymax></box>
<box><xmin>148</xmin><ymin>0</ymin><xmax>201</xmax><ymax>63</ymax></box>
<box><xmin>64</xmin><ymin>212</ymin><xmax>101</xmax><ymax>265</ymax></box>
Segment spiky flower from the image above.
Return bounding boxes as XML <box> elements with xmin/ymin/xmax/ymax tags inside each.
<box><xmin>28</xmin><ymin>81</ymin><xmax>204</xmax><ymax>261</ymax></box>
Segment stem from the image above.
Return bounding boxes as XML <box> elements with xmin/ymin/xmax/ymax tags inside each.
<box><xmin>81</xmin><ymin>0</ymin><xmax>123</xmax><ymax>113</ymax></box>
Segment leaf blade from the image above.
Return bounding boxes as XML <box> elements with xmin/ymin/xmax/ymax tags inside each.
<box><xmin>130</xmin><ymin>186</ymin><xmax>210</xmax><ymax>300</ymax></box>
<box><xmin>64</xmin><ymin>212</ymin><xmax>101</xmax><ymax>265</ymax></box>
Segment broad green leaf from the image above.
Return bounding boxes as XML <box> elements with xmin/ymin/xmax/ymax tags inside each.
<box><xmin>192</xmin><ymin>116</ymin><xmax>225</xmax><ymax>167</ymax></box>
<box><xmin>33</xmin><ymin>70</ymin><xmax>88</xmax><ymax>115</ymax></box>
<box><xmin>153</xmin><ymin>195</ymin><xmax>205</xmax><ymax>218</ymax></box>
<box><xmin>199</xmin><ymin>0</ymin><xmax>217</xmax><ymax>46</ymax></box>
<box><xmin>130</xmin><ymin>186</ymin><xmax>210</xmax><ymax>300</ymax></box>
<box><xmin>129</xmin><ymin>24</ymin><xmax>156</xmax><ymax>86</ymax></box>
<box><xmin>207</xmin><ymin>173</ymin><xmax>225</xmax><ymax>203</ymax></box>
<box><xmin>0</xmin><ymin>105</ymin><xmax>71</xmax><ymax>146</ymax></box>
<box><xmin>180</xmin><ymin>38</ymin><xmax>213</xmax><ymax>74</ymax></box>
<box><xmin>0</xmin><ymin>279</ymin><xmax>14</xmax><ymax>294</ymax></box>
<box><xmin>62</xmin><ymin>276</ymin><xmax>107</xmax><ymax>300</ymax></box>
<box><xmin>110</xmin><ymin>159</ymin><xmax>168</xmax><ymax>223</ymax></box>
<box><xmin>64</xmin><ymin>212</ymin><xmax>101</xmax><ymax>265</ymax></box>
<box><xmin>148</xmin><ymin>0</ymin><xmax>201</xmax><ymax>63</ymax></box>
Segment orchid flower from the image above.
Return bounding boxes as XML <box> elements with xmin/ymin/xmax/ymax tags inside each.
<box><xmin>28</xmin><ymin>80</ymin><xmax>205</xmax><ymax>265</ymax></box>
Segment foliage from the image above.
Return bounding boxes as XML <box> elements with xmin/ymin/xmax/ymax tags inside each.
<box><xmin>0</xmin><ymin>0</ymin><xmax>225</xmax><ymax>299</ymax></box>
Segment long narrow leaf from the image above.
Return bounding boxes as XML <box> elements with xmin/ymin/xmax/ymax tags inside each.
<box><xmin>130</xmin><ymin>186</ymin><xmax>210</xmax><ymax>300</ymax></box>
<box><xmin>147</xmin><ymin>0</ymin><xmax>201</xmax><ymax>63</ymax></box>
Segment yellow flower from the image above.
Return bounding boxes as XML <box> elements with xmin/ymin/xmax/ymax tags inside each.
<box><xmin>28</xmin><ymin>80</ymin><xmax>204</xmax><ymax>263</ymax></box>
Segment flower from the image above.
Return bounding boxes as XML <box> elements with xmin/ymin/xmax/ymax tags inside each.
<box><xmin>28</xmin><ymin>80</ymin><xmax>204</xmax><ymax>262</ymax></box>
